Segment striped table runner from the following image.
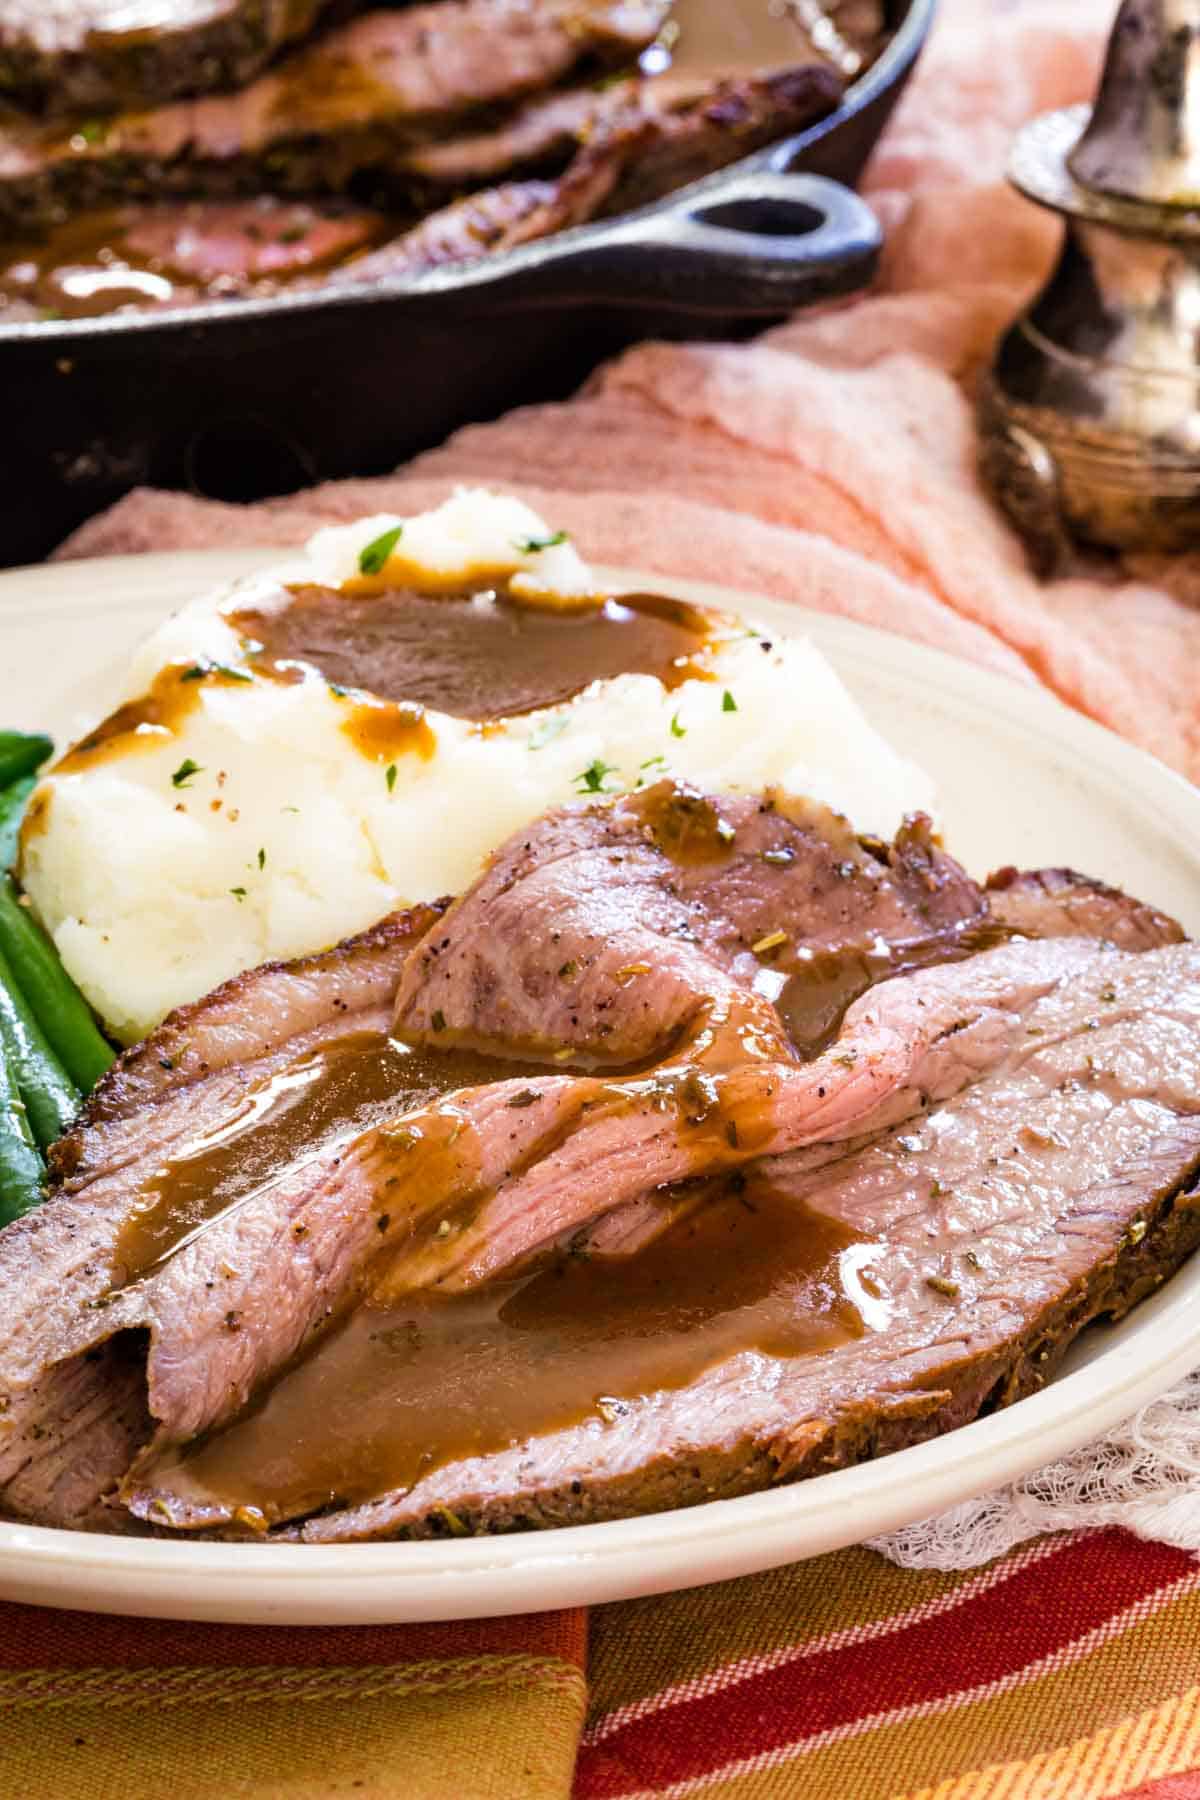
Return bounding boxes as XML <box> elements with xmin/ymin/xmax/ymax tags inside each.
<box><xmin>4</xmin><ymin>1528</ymin><xmax>1200</xmax><ymax>1796</ymax></box>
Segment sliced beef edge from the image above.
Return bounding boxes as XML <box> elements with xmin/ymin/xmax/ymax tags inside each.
<box><xmin>0</xmin><ymin>903</ymin><xmax>441</xmax><ymax>1530</ymax></box>
<box><xmin>0</xmin><ymin>0</ymin><xmax>343</xmax><ymax>118</ymax></box>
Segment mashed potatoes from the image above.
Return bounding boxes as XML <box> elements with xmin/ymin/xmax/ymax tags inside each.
<box><xmin>21</xmin><ymin>491</ymin><xmax>936</xmax><ymax>1043</ymax></box>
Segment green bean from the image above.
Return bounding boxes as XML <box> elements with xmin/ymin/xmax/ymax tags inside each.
<box><xmin>0</xmin><ymin>774</ymin><xmax>36</xmax><ymax>872</ymax></box>
<box><xmin>0</xmin><ymin>1044</ymin><xmax>44</xmax><ymax>1226</ymax></box>
<box><xmin>0</xmin><ymin>732</ymin><xmax>52</xmax><ymax>789</ymax></box>
<box><xmin>0</xmin><ymin>877</ymin><xmax>113</xmax><ymax>1093</ymax></box>
<box><xmin>0</xmin><ymin>944</ymin><xmax>79</xmax><ymax>1148</ymax></box>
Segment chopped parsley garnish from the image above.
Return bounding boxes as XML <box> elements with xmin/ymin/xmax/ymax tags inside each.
<box><xmin>722</xmin><ymin>690</ymin><xmax>738</xmax><ymax>713</ymax></box>
<box><xmin>640</xmin><ymin>754</ymin><xmax>667</xmax><ymax>771</ymax></box>
<box><xmin>77</xmin><ymin>118</ymin><xmax>108</xmax><ymax>146</ymax></box>
<box><xmin>528</xmin><ymin>715</ymin><xmax>569</xmax><ymax>752</ymax></box>
<box><xmin>181</xmin><ymin>661</ymin><xmax>252</xmax><ymax>684</ymax></box>
<box><xmin>515</xmin><ymin>530</ymin><xmax>568</xmax><ymax>554</ymax></box>
<box><xmin>256</xmin><ymin>848</ymin><xmax>266</xmax><ymax>870</ymax></box>
<box><xmin>358</xmin><ymin>524</ymin><xmax>403</xmax><ymax>576</ymax></box>
<box><xmin>171</xmin><ymin>758</ymin><xmax>202</xmax><ymax>789</ymax></box>
<box><xmin>669</xmin><ymin>712</ymin><xmax>686</xmax><ymax>739</ymax></box>
<box><xmin>385</xmin><ymin>762</ymin><xmax>398</xmax><ymax>793</ymax></box>
<box><xmin>574</xmin><ymin>758</ymin><xmax>618</xmax><ymax>795</ymax></box>
<box><xmin>230</xmin><ymin>886</ymin><xmax>247</xmax><ymax>902</ymax></box>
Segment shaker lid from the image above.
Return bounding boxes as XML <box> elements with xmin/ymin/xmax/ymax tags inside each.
<box><xmin>1067</xmin><ymin>0</ymin><xmax>1200</xmax><ymax>207</ymax></box>
<box><xmin>1008</xmin><ymin>0</ymin><xmax>1200</xmax><ymax>235</ymax></box>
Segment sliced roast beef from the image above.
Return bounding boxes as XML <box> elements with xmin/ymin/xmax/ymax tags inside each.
<box><xmin>336</xmin><ymin>154</ymin><xmax>617</xmax><ymax>283</ymax></box>
<box><xmin>0</xmin><ymin>0</ymin><xmax>670</xmax><ymax>231</ymax></box>
<box><xmin>24</xmin><ymin>932</ymin><xmax>1173</xmax><ymax>1538</ymax></box>
<box><xmin>0</xmin><ymin>904</ymin><xmax>441</xmax><ymax>1527</ymax></box>
<box><xmin>391</xmin><ymin>63</ymin><xmax>844</xmax><ymax>209</ymax></box>
<box><xmin>395</xmin><ymin>783</ymin><xmax>987</xmax><ymax>1064</ymax></box>
<box><xmin>31</xmin><ymin>938</ymin><xmax>1077</xmax><ymax>1496</ymax></box>
<box><xmin>986</xmin><ymin>866</ymin><xmax>1186</xmax><ymax>952</ymax></box>
<box><xmin>0</xmin><ymin>0</ymin><xmax>343</xmax><ymax>117</ymax></box>
<box><xmin>292</xmin><ymin>65</ymin><xmax>846</xmax><ymax>291</ymax></box>
<box><xmin>126</xmin><ymin>933</ymin><xmax>1200</xmax><ymax>1537</ymax></box>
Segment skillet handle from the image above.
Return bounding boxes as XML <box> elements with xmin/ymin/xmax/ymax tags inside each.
<box><xmin>488</xmin><ymin>170</ymin><xmax>882</xmax><ymax>317</ymax></box>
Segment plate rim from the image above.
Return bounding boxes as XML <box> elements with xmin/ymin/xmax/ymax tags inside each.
<box><xmin>0</xmin><ymin>547</ymin><xmax>1197</xmax><ymax>1624</ymax></box>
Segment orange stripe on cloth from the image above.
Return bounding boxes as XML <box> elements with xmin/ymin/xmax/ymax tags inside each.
<box><xmin>896</xmin><ymin>1686</ymin><xmax>1200</xmax><ymax>1800</ymax></box>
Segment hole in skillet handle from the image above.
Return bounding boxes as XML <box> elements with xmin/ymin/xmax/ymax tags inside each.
<box><xmin>692</xmin><ymin>195</ymin><xmax>827</xmax><ymax>238</ymax></box>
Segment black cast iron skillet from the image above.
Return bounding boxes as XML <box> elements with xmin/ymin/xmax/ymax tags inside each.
<box><xmin>0</xmin><ymin>0</ymin><xmax>934</xmax><ymax>566</ymax></box>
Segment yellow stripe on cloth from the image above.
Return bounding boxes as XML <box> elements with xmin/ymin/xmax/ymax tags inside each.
<box><xmin>0</xmin><ymin>1653</ymin><xmax>587</xmax><ymax>1800</ymax></box>
<box><xmin>900</xmin><ymin>1685</ymin><xmax>1200</xmax><ymax>1800</ymax></box>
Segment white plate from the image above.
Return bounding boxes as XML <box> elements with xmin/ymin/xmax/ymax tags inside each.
<box><xmin>1</xmin><ymin>550</ymin><xmax>1198</xmax><ymax>1626</ymax></box>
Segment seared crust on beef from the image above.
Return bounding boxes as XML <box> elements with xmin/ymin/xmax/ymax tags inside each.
<box><xmin>0</xmin><ymin>0</ymin><xmax>339</xmax><ymax>117</ymax></box>
<box><xmin>0</xmin><ymin>901</ymin><xmax>441</xmax><ymax>1527</ymax></box>
<box><xmin>986</xmin><ymin>866</ymin><xmax>1185</xmax><ymax>953</ymax></box>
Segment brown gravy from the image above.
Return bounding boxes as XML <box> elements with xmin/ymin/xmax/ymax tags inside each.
<box><xmin>0</xmin><ymin>200</ymin><xmax>390</xmax><ymax>322</ymax></box>
<box><xmin>152</xmin><ymin>1175</ymin><xmax>873</xmax><ymax>1526</ymax></box>
<box><xmin>635</xmin><ymin>782</ymin><xmax>740</xmax><ymax>866</ymax></box>
<box><xmin>112</xmin><ymin>1032</ymin><xmax>556</xmax><ymax>1286</ymax></box>
<box><xmin>229</xmin><ymin>586</ymin><xmax>726</xmax><ymax>722</ymax></box>
<box><xmin>657</xmin><ymin>0</ymin><xmax>883</xmax><ymax>79</ymax></box>
<box><xmin>55</xmin><ymin>662</ymin><xmax>208</xmax><ymax>773</ymax></box>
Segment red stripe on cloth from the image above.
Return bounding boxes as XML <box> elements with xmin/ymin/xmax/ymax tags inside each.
<box><xmin>0</xmin><ymin>1599</ymin><xmax>587</xmax><ymax>1674</ymax></box>
<box><xmin>1126</xmin><ymin>1775</ymin><xmax>1200</xmax><ymax>1799</ymax></box>
<box><xmin>576</xmin><ymin>1531</ymin><xmax>1196</xmax><ymax>1799</ymax></box>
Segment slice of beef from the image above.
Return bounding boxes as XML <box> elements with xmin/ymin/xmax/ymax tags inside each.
<box><xmin>335</xmin><ymin>64</ymin><xmax>843</xmax><ymax>287</ymax></box>
<box><xmin>394</xmin><ymin>783</ymin><xmax>987</xmax><ymax>1064</ymax></box>
<box><xmin>392</xmin><ymin>62</ymin><xmax>841</xmax><ymax>203</ymax></box>
<box><xmin>65</xmin><ymin>935</ymin><xmax>1150</xmax><ymax>1530</ymax></box>
<box><xmin>337</xmin><ymin>156</ymin><xmax>617</xmax><ymax>283</ymax></box>
<box><xmin>0</xmin><ymin>0</ymin><xmax>670</xmax><ymax>231</ymax></box>
<box><xmin>6</xmin><ymin>930</ymin><xmax>1109</xmax><ymax>1531</ymax></box>
<box><xmin>0</xmin><ymin>903</ymin><xmax>441</xmax><ymax>1528</ymax></box>
<box><xmin>986</xmin><ymin>866</ymin><xmax>1186</xmax><ymax>952</ymax></box>
<box><xmin>127</xmin><ymin>933</ymin><xmax>1200</xmax><ymax>1538</ymax></box>
<box><xmin>0</xmin><ymin>0</ymin><xmax>341</xmax><ymax>117</ymax></box>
